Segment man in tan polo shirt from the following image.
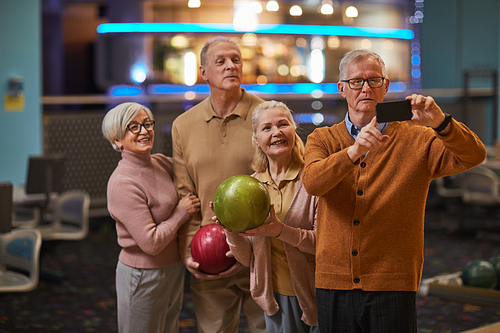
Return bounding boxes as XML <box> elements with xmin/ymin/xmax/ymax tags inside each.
<box><xmin>172</xmin><ymin>36</ymin><xmax>266</xmax><ymax>333</ymax></box>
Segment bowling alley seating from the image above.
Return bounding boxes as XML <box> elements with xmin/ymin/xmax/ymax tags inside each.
<box><xmin>11</xmin><ymin>205</ymin><xmax>41</xmax><ymax>229</ymax></box>
<box><xmin>0</xmin><ymin>228</ymin><xmax>42</xmax><ymax>292</ymax></box>
<box><xmin>457</xmin><ymin>165</ymin><xmax>500</xmax><ymax>238</ymax></box>
<box><xmin>461</xmin><ymin>165</ymin><xmax>500</xmax><ymax>206</ymax></box>
<box><xmin>11</xmin><ymin>154</ymin><xmax>65</xmax><ymax>229</ymax></box>
<box><xmin>429</xmin><ymin>174</ymin><xmax>465</xmax><ymax>233</ymax></box>
<box><xmin>434</xmin><ymin>174</ymin><xmax>463</xmax><ymax>199</ymax></box>
<box><xmin>34</xmin><ymin>190</ymin><xmax>90</xmax><ymax>241</ymax></box>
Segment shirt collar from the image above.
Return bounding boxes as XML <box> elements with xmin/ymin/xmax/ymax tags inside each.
<box><xmin>203</xmin><ymin>88</ymin><xmax>251</xmax><ymax>122</ymax></box>
<box><xmin>258</xmin><ymin>160</ymin><xmax>302</xmax><ymax>186</ymax></box>
<box><xmin>344</xmin><ymin>111</ymin><xmax>389</xmax><ymax>140</ymax></box>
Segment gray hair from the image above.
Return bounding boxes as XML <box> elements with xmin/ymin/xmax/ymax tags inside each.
<box><xmin>200</xmin><ymin>36</ymin><xmax>239</xmax><ymax>66</ymax></box>
<box><xmin>102</xmin><ymin>102</ymin><xmax>154</xmax><ymax>151</ymax></box>
<box><xmin>338</xmin><ymin>49</ymin><xmax>388</xmax><ymax>81</ymax></box>
<box><xmin>251</xmin><ymin>101</ymin><xmax>305</xmax><ymax>172</ymax></box>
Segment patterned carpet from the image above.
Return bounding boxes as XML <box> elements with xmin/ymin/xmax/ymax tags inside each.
<box><xmin>1</xmin><ymin>188</ymin><xmax>500</xmax><ymax>333</ymax></box>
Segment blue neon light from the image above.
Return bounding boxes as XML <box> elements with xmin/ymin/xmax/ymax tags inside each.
<box><xmin>411</xmin><ymin>69</ymin><xmax>421</xmax><ymax>79</ymax></box>
<box><xmin>110</xmin><ymin>81</ymin><xmax>405</xmax><ymax>97</ymax></box>
<box><xmin>111</xmin><ymin>85</ymin><xmax>143</xmax><ymax>96</ymax></box>
<box><xmin>97</xmin><ymin>22</ymin><xmax>414</xmax><ymax>40</ymax></box>
<box><xmin>293</xmin><ymin>113</ymin><xmax>339</xmax><ymax>125</ymax></box>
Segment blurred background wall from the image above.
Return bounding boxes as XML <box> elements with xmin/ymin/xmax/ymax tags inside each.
<box><xmin>421</xmin><ymin>0</ymin><xmax>499</xmax><ymax>90</ymax></box>
<box><xmin>0</xmin><ymin>0</ymin><xmax>42</xmax><ymax>186</ymax></box>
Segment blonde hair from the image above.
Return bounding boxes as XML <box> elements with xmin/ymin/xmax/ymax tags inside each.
<box><xmin>251</xmin><ymin>101</ymin><xmax>305</xmax><ymax>173</ymax></box>
<box><xmin>102</xmin><ymin>102</ymin><xmax>154</xmax><ymax>151</ymax></box>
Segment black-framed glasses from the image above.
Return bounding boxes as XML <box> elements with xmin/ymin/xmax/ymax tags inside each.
<box><xmin>341</xmin><ymin>77</ymin><xmax>385</xmax><ymax>90</ymax></box>
<box><xmin>127</xmin><ymin>121</ymin><xmax>155</xmax><ymax>134</ymax></box>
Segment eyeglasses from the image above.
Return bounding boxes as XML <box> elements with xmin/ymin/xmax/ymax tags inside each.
<box><xmin>127</xmin><ymin>121</ymin><xmax>155</xmax><ymax>134</ymax></box>
<box><xmin>341</xmin><ymin>77</ymin><xmax>385</xmax><ymax>90</ymax></box>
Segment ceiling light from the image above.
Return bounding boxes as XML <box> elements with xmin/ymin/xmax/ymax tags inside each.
<box><xmin>185</xmin><ymin>91</ymin><xmax>196</xmax><ymax>100</ymax></box>
<box><xmin>308</xmin><ymin>49</ymin><xmax>325</xmax><ymax>83</ymax></box>
<box><xmin>184</xmin><ymin>52</ymin><xmax>197</xmax><ymax>86</ymax></box>
<box><xmin>360</xmin><ymin>39</ymin><xmax>371</xmax><ymax>49</ymax></box>
<box><xmin>321</xmin><ymin>4</ymin><xmax>334</xmax><ymax>15</ymax></box>
<box><xmin>188</xmin><ymin>0</ymin><xmax>201</xmax><ymax>8</ymax></box>
<box><xmin>242</xmin><ymin>33</ymin><xmax>258</xmax><ymax>46</ymax></box>
<box><xmin>257</xmin><ymin>75</ymin><xmax>268</xmax><ymax>84</ymax></box>
<box><xmin>277</xmin><ymin>64</ymin><xmax>289</xmax><ymax>76</ymax></box>
<box><xmin>327</xmin><ymin>36</ymin><xmax>340</xmax><ymax>49</ymax></box>
<box><xmin>131</xmin><ymin>62</ymin><xmax>147</xmax><ymax>83</ymax></box>
<box><xmin>311</xmin><ymin>36</ymin><xmax>325</xmax><ymax>50</ymax></box>
<box><xmin>266</xmin><ymin>1</ymin><xmax>279</xmax><ymax>11</ymax></box>
<box><xmin>171</xmin><ymin>35</ymin><xmax>189</xmax><ymax>48</ymax></box>
<box><xmin>345</xmin><ymin>6</ymin><xmax>358</xmax><ymax>18</ymax></box>
<box><xmin>250</xmin><ymin>1</ymin><xmax>263</xmax><ymax>13</ymax></box>
<box><xmin>234</xmin><ymin>7</ymin><xmax>259</xmax><ymax>31</ymax></box>
<box><xmin>296</xmin><ymin>38</ymin><xmax>307</xmax><ymax>48</ymax></box>
<box><xmin>290</xmin><ymin>5</ymin><xmax>302</xmax><ymax>16</ymax></box>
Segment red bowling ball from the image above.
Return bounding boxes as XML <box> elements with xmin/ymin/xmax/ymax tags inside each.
<box><xmin>190</xmin><ymin>223</ymin><xmax>236</xmax><ymax>274</ymax></box>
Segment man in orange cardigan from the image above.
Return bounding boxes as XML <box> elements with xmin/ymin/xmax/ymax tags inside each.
<box><xmin>302</xmin><ymin>49</ymin><xmax>486</xmax><ymax>332</ymax></box>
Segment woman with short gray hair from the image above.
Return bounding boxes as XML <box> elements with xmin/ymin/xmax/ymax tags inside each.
<box><xmin>102</xmin><ymin>102</ymin><xmax>201</xmax><ymax>333</ymax></box>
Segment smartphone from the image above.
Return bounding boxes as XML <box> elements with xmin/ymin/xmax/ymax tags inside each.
<box><xmin>376</xmin><ymin>100</ymin><xmax>412</xmax><ymax>123</ymax></box>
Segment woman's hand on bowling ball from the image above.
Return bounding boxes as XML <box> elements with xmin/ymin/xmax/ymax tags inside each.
<box><xmin>179</xmin><ymin>193</ymin><xmax>201</xmax><ymax>216</ymax></box>
<box><xmin>182</xmin><ymin>257</ymin><xmax>227</xmax><ymax>280</ymax></box>
<box><xmin>211</xmin><ymin>214</ymin><xmax>228</xmax><ymax>230</ymax></box>
<box><xmin>210</xmin><ymin>201</ymin><xmax>233</xmax><ymax>232</ymax></box>
<box><xmin>240</xmin><ymin>205</ymin><xmax>283</xmax><ymax>238</ymax></box>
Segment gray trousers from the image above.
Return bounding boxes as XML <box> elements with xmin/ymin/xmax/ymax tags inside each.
<box><xmin>116</xmin><ymin>260</ymin><xmax>185</xmax><ymax>333</ymax></box>
<box><xmin>264</xmin><ymin>293</ymin><xmax>320</xmax><ymax>333</ymax></box>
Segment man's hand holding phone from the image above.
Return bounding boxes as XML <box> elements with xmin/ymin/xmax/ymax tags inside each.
<box><xmin>405</xmin><ymin>94</ymin><xmax>448</xmax><ymax>131</ymax></box>
<box><xmin>376</xmin><ymin>95</ymin><xmax>448</xmax><ymax>132</ymax></box>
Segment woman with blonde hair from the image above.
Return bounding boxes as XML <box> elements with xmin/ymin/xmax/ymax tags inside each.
<box><xmin>217</xmin><ymin>100</ymin><xmax>319</xmax><ymax>332</ymax></box>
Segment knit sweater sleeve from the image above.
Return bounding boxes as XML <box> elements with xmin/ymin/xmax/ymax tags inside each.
<box><xmin>108</xmin><ymin>177</ymin><xmax>190</xmax><ymax>256</ymax></box>
<box><xmin>427</xmin><ymin>118</ymin><xmax>487</xmax><ymax>178</ymax></box>
<box><xmin>303</xmin><ymin>125</ymin><xmax>356</xmax><ymax>197</ymax></box>
<box><xmin>277</xmin><ymin>182</ymin><xmax>317</xmax><ymax>255</ymax></box>
<box><xmin>224</xmin><ymin>230</ymin><xmax>253</xmax><ymax>267</ymax></box>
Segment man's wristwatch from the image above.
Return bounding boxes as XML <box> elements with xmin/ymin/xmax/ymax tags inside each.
<box><xmin>433</xmin><ymin>113</ymin><xmax>452</xmax><ymax>132</ymax></box>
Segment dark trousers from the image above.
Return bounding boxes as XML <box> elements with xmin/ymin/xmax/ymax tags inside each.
<box><xmin>316</xmin><ymin>289</ymin><xmax>417</xmax><ymax>333</ymax></box>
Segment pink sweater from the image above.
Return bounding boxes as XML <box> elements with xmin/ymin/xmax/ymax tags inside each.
<box><xmin>107</xmin><ymin>150</ymin><xmax>190</xmax><ymax>268</ymax></box>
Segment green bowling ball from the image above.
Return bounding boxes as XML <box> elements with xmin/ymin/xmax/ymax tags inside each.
<box><xmin>213</xmin><ymin>175</ymin><xmax>271</xmax><ymax>233</ymax></box>
<box><xmin>488</xmin><ymin>254</ymin><xmax>500</xmax><ymax>290</ymax></box>
<box><xmin>462</xmin><ymin>260</ymin><xmax>497</xmax><ymax>289</ymax></box>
